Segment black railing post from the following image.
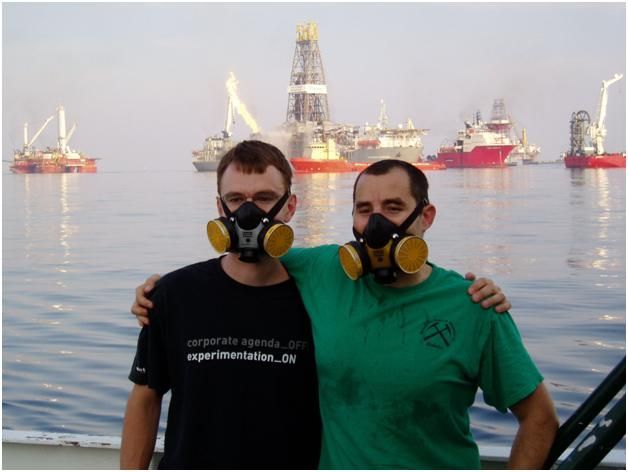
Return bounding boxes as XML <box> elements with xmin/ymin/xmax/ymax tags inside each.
<box><xmin>544</xmin><ymin>356</ymin><xmax>625</xmax><ymax>468</ymax></box>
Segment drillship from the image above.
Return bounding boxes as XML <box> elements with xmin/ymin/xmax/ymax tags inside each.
<box><xmin>10</xmin><ymin>107</ymin><xmax>97</xmax><ymax>174</ymax></box>
<box><xmin>563</xmin><ymin>73</ymin><xmax>625</xmax><ymax>169</ymax></box>
<box><xmin>435</xmin><ymin>109</ymin><xmax>515</xmax><ymax>168</ymax></box>
<box><xmin>346</xmin><ymin>100</ymin><xmax>428</xmax><ymax>164</ymax></box>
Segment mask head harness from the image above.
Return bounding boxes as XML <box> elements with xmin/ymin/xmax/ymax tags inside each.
<box><xmin>207</xmin><ymin>192</ymin><xmax>294</xmax><ymax>263</ymax></box>
<box><xmin>339</xmin><ymin>199</ymin><xmax>429</xmax><ymax>284</ymax></box>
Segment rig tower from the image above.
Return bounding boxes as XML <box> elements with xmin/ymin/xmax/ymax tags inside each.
<box><xmin>286</xmin><ymin>22</ymin><xmax>330</xmax><ymax>124</ymax></box>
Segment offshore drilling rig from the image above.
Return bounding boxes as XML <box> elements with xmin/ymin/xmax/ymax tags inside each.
<box><xmin>283</xmin><ymin>22</ymin><xmax>357</xmax><ymax>159</ymax></box>
<box><xmin>284</xmin><ymin>22</ymin><xmax>331</xmax><ymax>157</ymax></box>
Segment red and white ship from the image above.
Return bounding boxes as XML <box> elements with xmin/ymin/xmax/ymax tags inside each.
<box><xmin>563</xmin><ymin>73</ymin><xmax>625</xmax><ymax>169</ymax></box>
<box><xmin>290</xmin><ymin>136</ymin><xmax>357</xmax><ymax>173</ymax></box>
<box><xmin>290</xmin><ymin>135</ymin><xmax>445</xmax><ymax>173</ymax></box>
<box><xmin>435</xmin><ymin>110</ymin><xmax>515</xmax><ymax>168</ymax></box>
<box><xmin>10</xmin><ymin>106</ymin><xmax>97</xmax><ymax>174</ymax></box>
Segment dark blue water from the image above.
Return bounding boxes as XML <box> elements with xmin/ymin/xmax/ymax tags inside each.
<box><xmin>2</xmin><ymin>164</ymin><xmax>625</xmax><ymax>452</ymax></box>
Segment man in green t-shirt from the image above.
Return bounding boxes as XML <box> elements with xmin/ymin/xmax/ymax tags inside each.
<box><xmin>279</xmin><ymin>159</ymin><xmax>558</xmax><ymax>468</ymax></box>
<box><xmin>131</xmin><ymin>151</ymin><xmax>555</xmax><ymax>468</ymax></box>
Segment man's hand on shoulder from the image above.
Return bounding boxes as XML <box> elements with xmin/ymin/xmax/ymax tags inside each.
<box><xmin>131</xmin><ymin>274</ymin><xmax>161</xmax><ymax>327</ymax></box>
<box><xmin>464</xmin><ymin>272</ymin><xmax>511</xmax><ymax>313</ymax></box>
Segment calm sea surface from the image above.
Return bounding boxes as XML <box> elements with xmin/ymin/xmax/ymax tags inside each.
<box><xmin>2</xmin><ymin>164</ymin><xmax>626</xmax><ymax>452</ymax></box>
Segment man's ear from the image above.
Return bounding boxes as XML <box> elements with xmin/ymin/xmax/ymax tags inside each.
<box><xmin>420</xmin><ymin>204</ymin><xmax>436</xmax><ymax>232</ymax></box>
<box><xmin>281</xmin><ymin>193</ymin><xmax>298</xmax><ymax>223</ymax></box>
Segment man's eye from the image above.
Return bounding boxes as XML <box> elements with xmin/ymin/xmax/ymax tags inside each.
<box><xmin>226</xmin><ymin>197</ymin><xmax>244</xmax><ymax>204</ymax></box>
<box><xmin>254</xmin><ymin>196</ymin><xmax>274</xmax><ymax>203</ymax></box>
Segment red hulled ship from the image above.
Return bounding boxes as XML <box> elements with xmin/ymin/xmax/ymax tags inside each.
<box><xmin>290</xmin><ymin>138</ymin><xmax>445</xmax><ymax>173</ymax></box>
<box><xmin>435</xmin><ymin>110</ymin><xmax>515</xmax><ymax>168</ymax></box>
<box><xmin>563</xmin><ymin>74</ymin><xmax>625</xmax><ymax>169</ymax></box>
<box><xmin>10</xmin><ymin>106</ymin><xmax>97</xmax><ymax>174</ymax></box>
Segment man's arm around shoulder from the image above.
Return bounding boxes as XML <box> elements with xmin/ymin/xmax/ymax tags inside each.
<box><xmin>120</xmin><ymin>384</ymin><xmax>162</xmax><ymax>469</ymax></box>
<box><xmin>508</xmin><ymin>382</ymin><xmax>559</xmax><ymax>469</ymax></box>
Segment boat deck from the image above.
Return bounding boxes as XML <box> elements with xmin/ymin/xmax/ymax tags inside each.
<box><xmin>2</xmin><ymin>430</ymin><xmax>625</xmax><ymax>469</ymax></box>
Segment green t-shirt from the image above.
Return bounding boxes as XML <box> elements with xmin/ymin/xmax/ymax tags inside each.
<box><xmin>282</xmin><ymin>245</ymin><xmax>543</xmax><ymax>469</ymax></box>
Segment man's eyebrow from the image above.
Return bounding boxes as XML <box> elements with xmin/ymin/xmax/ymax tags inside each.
<box><xmin>381</xmin><ymin>198</ymin><xmax>406</xmax><ymax>206</ymax></box>
<box><xmin>222</xmin><ymin>190</ymin><xmax>280</xmax><ymax>198</ymax></box>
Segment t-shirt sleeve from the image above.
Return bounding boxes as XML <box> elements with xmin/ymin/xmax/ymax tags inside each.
<box><xmin>281</xmin><ymin>247</ymin><xmax>324</xmax><ymax>284</ymax></box>
<box><xmin>478</xmin><ymin>313</ymin><xmax>543</xmax><ymax>413</ymax></box>
<box><xmin>127</xmin><ymin>286</ymin><xmax>171</xmax><ymax>396</ymax></box>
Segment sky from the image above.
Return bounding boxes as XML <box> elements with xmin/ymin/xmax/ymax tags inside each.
<box><xmin>2</xmin><ymin>2</ymin><xmax>626</xmax><ymax>171</ymax></box>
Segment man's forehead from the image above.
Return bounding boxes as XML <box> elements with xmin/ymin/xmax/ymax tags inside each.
<box><xmin>355</xmin><ymin>169</ymin><xmax>413</xmax><ymax>200</ymax></box>
<box><xmin>220</xmin><ymin>164</ymin><xmax>286</xmax><ymax>193</ymax></box>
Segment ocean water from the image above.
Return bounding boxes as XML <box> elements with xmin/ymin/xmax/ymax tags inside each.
<box><xmin>2</xmin><ymin>164</ymin><xmax>625</xmax><ymax>453</ymax></box>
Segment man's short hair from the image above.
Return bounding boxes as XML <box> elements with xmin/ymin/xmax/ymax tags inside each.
<box><xmin>217</xmin><ymin>140</ymin><xmax>293</xmax><ymax>194</ymax></box>
<box><xmin>353</xmin><ymin>159</ymin><xmax>430</xmax><ymax>209</ymax></box>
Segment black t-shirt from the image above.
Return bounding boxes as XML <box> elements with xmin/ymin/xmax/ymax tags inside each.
<box><xmin>129</xmin><ymin>257</ymin><xmax>321</xmax><ymax>469</ymax></box>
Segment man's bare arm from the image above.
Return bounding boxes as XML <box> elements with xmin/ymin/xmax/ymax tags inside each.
<box><xmin>507</xmin><ymin>383</ymin><xmax>559</xmax><ymax>469</ymax></box>
<box><xmin>120</xmin><ymin>384</ymin><xmax>162</xmax><ymax>469</ymax></box>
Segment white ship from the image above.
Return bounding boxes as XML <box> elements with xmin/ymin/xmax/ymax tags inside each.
<box><xmin>346</xmin><ymin>100</ymin><xmax>428</xmax><ymax>163</ymax></box>
<box><xmin>192</xmin><ymin>94</ymin><xmax>234</xmax><ymax>172</ymax></box>
<box><xmin>508</xmin><ymin>128</ymin><xmax>541</xmax><ymax>165</ymax></box>
<box><xmin>192</xmin><ymin>73</ymin><xmax>260</xmax><ymax>172</ymax></box>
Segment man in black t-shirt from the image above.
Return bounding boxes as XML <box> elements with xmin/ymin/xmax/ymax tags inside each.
<box><xmin>120</xmin><ymin>141</ymin><xmax>321</xmax><ymax>469</ymax></box>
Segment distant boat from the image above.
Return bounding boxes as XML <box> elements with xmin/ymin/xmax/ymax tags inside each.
<box><xmin>563</xmin><ymin>74</ymin><xmax>625</xmax><ymax>169</ymax></box>
<box><xmin>346</xmin><ymin>100</ymin><xmax>428</xmax><ymax>164</ymax></box>
<box><xmin>192</xmin><ymin>90</ymin><xmax>235</xmax><ymax>172</ymax></box>
<box><xmin>435</xmin><ymin>109</ymin><xmax>515</xmax><ymax>168</ymax></box>
<box><xmin>10</xmin><ymin>106</ymin><xmax>97</xmax><ymax>174</ymax></box>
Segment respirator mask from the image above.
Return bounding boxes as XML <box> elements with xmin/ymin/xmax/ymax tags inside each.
<box><xmin>338</xmin><ymin>203</ymin><xmax>428</xmax><ymax>284</ymax></box>
<box><xmin>207</xmin><ymin>192</ymin><xmax>294</xmax><ymax>263</ymax></box>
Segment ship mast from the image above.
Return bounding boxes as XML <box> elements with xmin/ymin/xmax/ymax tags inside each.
<box><xmin>222</xmin><ymin>94</ymin><xmax>235</xmax><ymax>139</ymax></box>
<box><xmin>377</xmin><ymin>99</ymin><xmax>389</xmax><ymax>130</ymax></box>
<box><xmin>57</xmin><ymin>106</ymin><xmax>68</xmax><ymax>153</ymax></box>
<box><xmin>589</xmin><ymin>73</ymin><xmax>623</xmax><ymax>154</ymax></box>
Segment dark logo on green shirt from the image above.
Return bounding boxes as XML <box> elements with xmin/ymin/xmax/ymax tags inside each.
<box><xmin>421</xmin><ymin>320</ymin><xmax>456</xmax><ymax>349</ymax></box>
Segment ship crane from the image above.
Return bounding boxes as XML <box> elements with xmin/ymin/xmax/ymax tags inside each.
<box><xmin>588</xmin><ymin>73</ymin><xmax>623</xmax><ymax>154</ymax></box>
<box><xmin>23</xmin><ymin>115</ymin><xmax>54</xmax><ymax>152</ymax></box>
<box><xmin>65</xmin><ymin>123</ymin><xmax>77</xmax><ymax>147</ymax></box>
<box><xmin>377</xmin><ymin>99</ymin><xmax>389</xmax><ymax>130</ymax></box>
<box><xmin>222</xmin><ymin>95</ymin><xmax>235</xmax><ymax>139</ymax></box>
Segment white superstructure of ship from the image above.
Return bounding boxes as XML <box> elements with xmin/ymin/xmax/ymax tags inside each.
<box><xmin>192</xmin><ymin>73</ymin><xmax>260</xmax><ymax>172</ymax></box>
<box><xmin>346</xmin><ymin>100</ymin><xmax>428</xmax><ymax>163</ymax></box>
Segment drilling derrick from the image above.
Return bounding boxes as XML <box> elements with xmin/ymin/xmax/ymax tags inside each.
<box><xmin>286</xmin><ymin>22</ymin><xmax>330</xmax><ymax>124</ymax></box>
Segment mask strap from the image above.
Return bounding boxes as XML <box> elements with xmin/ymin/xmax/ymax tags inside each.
<box><xmin>219</xmin><ymin>197</ymin><xmax>233</xmax><ymax>218</ymax></box>
<box><xmin>266</xmin><ymin>192</ymin><xmax>290</xmax><ymax>221</ymax></box>
<box><xmin>398</xmin><ymin>204</ymin><xmax>423</xmax><ymax>233</ymax></box>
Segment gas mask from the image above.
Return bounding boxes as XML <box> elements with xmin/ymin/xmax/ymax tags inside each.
<box><xmin>338</xmin><ymin>205</ymin><xmax>428</xmax><ymax>284</ymax></box>
<box><xmin>206</xmin><ymin>192</ymin><xmax>294</xmax><ymax>263</ymax></box>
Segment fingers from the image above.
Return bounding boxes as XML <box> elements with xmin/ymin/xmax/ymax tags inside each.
<box><xmin>468</xmin><ymin>277</ymin><xmax>492</xmax><ymax>295</ymax></box>
<box><xmin>131</xmin><ymin>300</ymin><xmax>148</xmax><ymax>317</ymax></box>
<box><xmin>471</xmin><ymin>283</ymin><xmax>501</xmax><ymax>302</ymax></box>
<box><xmin>464</xmin><ymin>272</ymin><xmax>477</xmax><ymax>281</ymax></box>
<box><xmin>136</xmin><ymin>315</ymin><xmax>150</xmax><ymax>327</ymax></box>
<box><xmin>146</xmin><ymin>274</ymin><xmax>161</xmax><ymax>289</ymax></box>
<box><xmin>480</xmin><ymin>293</ymin><xmax>512</xmax><ymax>313</ymax></box>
